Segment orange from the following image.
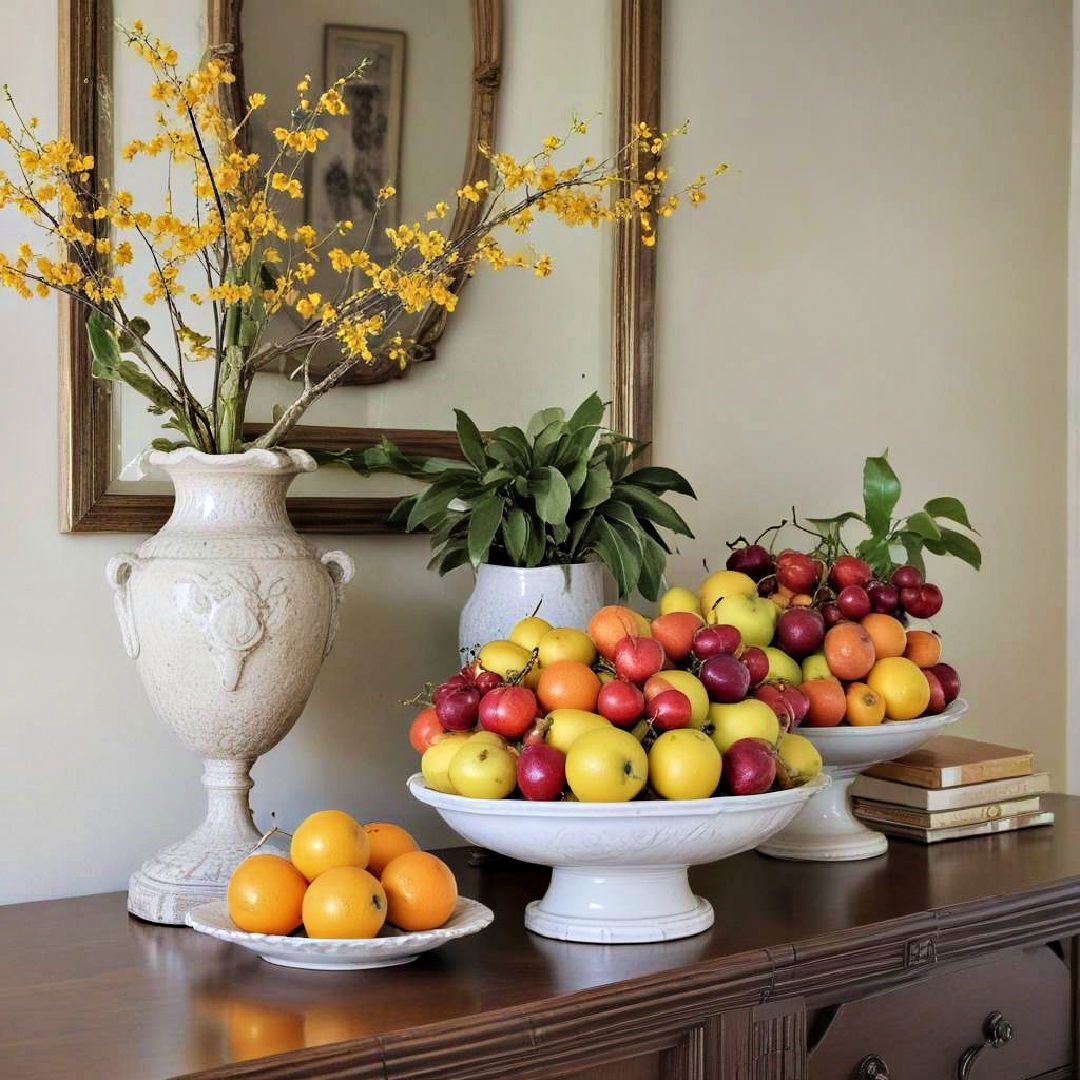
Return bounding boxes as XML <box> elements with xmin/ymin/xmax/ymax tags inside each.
<box><xmin>861</xmin><ymin>614</ymin><xmax>907</xmax><ymax>659</ymax></box>
<box><xmin>823</xmin><ymin>623</ymin><xmax>875</xmax><ymax>680</ymax></box>
<box><xmin>904</xmin><ymin>629</ymin><xmax>942</xmax><ymax>669</ymax></box>
<box><xmin>302</xmin><ymin>866</ymin><xmax>387</xmax><ymax>939</ymax></box>
<box><xmin>650</xmin><ymin>611</ymin><xmax>704</xmax><ymax>663</ymax></box>
<box><xmin>409</xmin><ymin>708</ymin><xmax>444</xmax><ymax>754</ymax></box>
<box><xmin>866</xmin><ymin>656</ymin><xmax>932</xmax><ymax>720</ymax></box>
<box><xmin>801</xmin><ymin>679</ymin><xmax>847</xmax><ymax>727</ymax></box>
<box><xmin>290</xmin><ymin>810</ymin><xmax>370</xmax><ymax>882</ymax></box>
<box><xmin>364</xmin><ymin>822</ymin><xmax>419</xmax><ymax>876</ymax></box>
<box><xmin>536</xmin><ymin>659</ymin><xmax>602</xmax><ymax>713</ymax></box>
<box><xmin>227</xmin><ymin>854</ymin><xmax>307</xmax><ymax>935</ymax></box>
<box><xmin>845</xmin><ymin>682</ymin><xmax>886</xmax><ymax>726</ymax></box>
<box><xmin>381</xmin><ymin>850</ymin><xmax>459</xmax><ymax>931</ymax></box>
<box><xmin>588</xmin><ymin>605</ymin><xmax>650</xmax><ymax>660</ymax></box>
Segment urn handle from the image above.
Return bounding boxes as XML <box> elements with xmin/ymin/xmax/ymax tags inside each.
<box><xmin>956</xmin><ymin>1012</ymin><xmax>1013</xmax><ymax>1079</ymax></box>
<box><xmin>320</xmin><ymin>550</ymin><xmax>355</xmax><ymax>657</ymax></box>
<box><xmin>106</xmin><ymin>553</ymin><xmax>141</xmax><ymax>659</ymax></box>
<box><xmin>855</xmin><ymin>1055</ymin><xmax>890</xmax><ymax>1079</ymax></box>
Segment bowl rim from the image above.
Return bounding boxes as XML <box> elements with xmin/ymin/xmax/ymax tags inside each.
<box><xmin>406</xmin><ymin>770</ymin><xmax>829</xmax><ymax>817</ymax></box>
<box><xmin>796</xmin><ymin>697</ymin><xmax>967</xmax><ymax>740</ymax></box>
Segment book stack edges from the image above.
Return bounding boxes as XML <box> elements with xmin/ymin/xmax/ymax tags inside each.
<box><xmin>850</xmin><ymin>736</ymin><xmax>1053</xmax><ymax>844</ymax></box>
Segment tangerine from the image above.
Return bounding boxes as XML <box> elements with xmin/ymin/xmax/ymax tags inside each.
<box><xmin>866</xmin><ymin>656</ymin><xmax>932</xmax><ymax>719</ymax></box>
<box><xmin>302</xmin><ymin>866</ymin><xmax>387</xmax><ymax>939</ymax></box>
<box><xmin>364</xmin><ymin>822</ymin><xmax>420</xmax><ymax>876</ymax></box>
<box><xmin>381</xmin><ymin>850</ymin><xmax>459</xmax><ymax>931</ymax></box>
<box><xmin>861</xmin><ymin>614</ymin><xmax>907</xmax><ymax>659</ymax></box>
<box><xmin>845</xmin><ymin>682</ymin><xmax>886</xmax><ymax>726</ymax></box>
<box><xmin>409</xmin><ymin>708</ymin><xmax>444</xmax><ymax>753</ymax></box>
<box><xmin>537</xmin><ymin>659</ymin><xmax>602</xmax><ymax>712</ymax></box>
<box><xmin>588</xmin><ymin>605</ymin><xmax>650</xmax><ymax>660</ymax></box>
<box><xmin>904</xmin><ymin>629</ymin><xmax>942</xmax><ymax>669</ymax></box>
<box><xmin>801</xmin><ymin>679</ymin><xmax>847</xmax><ymax>727</ymax></box>
<box><xmin>290</xmin><ymin>810</ymin><xmax>370</xmax><ymax>882</ymax></box>
<box><xmin>227</xmin><ymin>854</ymin><xmax>308</xmax><ymax>935</ymax></box>
<box><xmin>823</xmin><ymin>622</ymin><xmax>875</xmax><ymax>680</ymax></box>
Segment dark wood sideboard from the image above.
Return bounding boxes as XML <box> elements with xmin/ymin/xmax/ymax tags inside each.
<box><xmin>3</xmin><ymin>794</ymin><xmax>1080</xmax><ymax>1080</ymax></box>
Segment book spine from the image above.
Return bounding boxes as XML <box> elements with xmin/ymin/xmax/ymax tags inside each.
<box><xmin>937</xmin><ymin>759</ymin><xmax>1034</xmax><ymax>788</ymax></box>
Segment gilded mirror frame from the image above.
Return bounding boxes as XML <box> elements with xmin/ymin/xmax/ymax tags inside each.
<box><xmin>58</xmin><ymin>0</ymin><xmax>659</xmax><ymax>533</ymax></box>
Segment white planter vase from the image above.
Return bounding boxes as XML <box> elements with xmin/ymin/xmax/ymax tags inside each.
<box><xmin>458</xmin><ymin>562</ymin><xmax>605</xmax><ymax>662</ymax></box>
<box><xmin>106</xmin><ymin>447</ymin><xmax>354</xmax><ymax>925</ymax></box>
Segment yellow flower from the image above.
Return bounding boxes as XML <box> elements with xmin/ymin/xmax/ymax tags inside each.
<box><xmin>248</xmin><ymin>92</ymin><xmax>266</xmax><ymax>109</ymax></box>
<box><xmin>533</xmin><ymin>254</ymin><xmax>553</xmax><ymax>277</ymax></box>
<box><xmin>543</xmin><ymin>135</ymin><xmax>561</xmax><ymax>151</ymax></box>
<box><xmin>425</xmin><ymin>201</ymin><xmax>449</xmax><ymax>220</ymax></box>
<box><xmin>378</xmin><ymin>185</ymin><xmax>397</xmax><ymax>200</ymax></box>
<box><xmin>270</xmin><ymin>171</ymin><xmax>303</xmax><ymax>199</ymax></box>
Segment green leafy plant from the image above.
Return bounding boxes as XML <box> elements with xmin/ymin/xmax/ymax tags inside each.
<box><xmin>318</xmin><ymin>393</ymin><xmax>695</xmax><ymax>599</ymax></box>
<box><xmin>805</xmin><ymin>451</ymin><xmax>981</xmax><ymax>577</ymax></box>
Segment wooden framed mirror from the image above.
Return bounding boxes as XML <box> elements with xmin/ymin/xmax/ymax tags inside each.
<box><xmin>58</xmin><ymin>0</ymin><xmax>659</xmax><ymax>533</ymax></box>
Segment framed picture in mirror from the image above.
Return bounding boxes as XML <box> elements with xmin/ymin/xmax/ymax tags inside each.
<box><xmin>58</xmin><ymin>0</ymin><xmax>660</xmax><ymax>534</ymax></box>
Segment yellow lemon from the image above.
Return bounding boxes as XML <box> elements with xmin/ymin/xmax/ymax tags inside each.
<box><xmin>648</xmin><ymin>729</ymin><xmax>722</xmax><ymax>800</ymax></box>
<box><xmin>659</xmin><ymin>585</ymin><xmax>701</xmax><ymax>615</ymax></box>
<box><xmin>420</xmin><ymin>732</ymin><xmax>470</xmax><ymax>793</ymax></box>
<box><xmin>544</xmin><ymin>708</ymin><xmax>610</xmax><ymax>754</ymax></box>
<box><xmin>476</xmin><ymin>639</ymin><xmax>532</xmax><ymax>679</ymax></box>
<box><xmin>509</xmin><ymin>615</ymin><xmax>553</xmax><ymax>652</ymax></box>
<box><xmin>698</xmin><ymin>570</ymin><xmax>757</xmax><ymax>618</ymax></box>
<box><xmin>565</xmin><ymin>728</ymin><xmax>648</xmax><ymax>802</ymax></box>
<box><xmin>774</xmin><ymin>733</ymin><xmax>823</xmax><ymax>788</ymax></box>
<box><xmin>866</xmin><ymin>656</ymin><xmax>931</xmax><ymax>720</ymax></box>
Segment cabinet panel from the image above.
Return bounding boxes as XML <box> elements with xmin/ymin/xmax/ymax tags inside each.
<box><xmin>558</xmin><ymin>1053</ymin><xmax>665</xmax><ymax>1080</ymax></box>
<box><xmin>808</xmin><ymin>946</ymin><xmax>1071</xmax><ymax>1079</ymax></box>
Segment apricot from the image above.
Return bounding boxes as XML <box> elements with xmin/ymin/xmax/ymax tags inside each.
<box><xmin>904</xmin><ymin>629</ymin><xmax>942</xmax><ymax>669</ymax></box>
<box><xmin>823</xmin><ymin>622</ymin><xmax>875</xmax><ymax>680</ymax></box>
<box><xmin>801</xmin><ymin>679</ymin><xmax>847</xmax><ymax>727</ymax></box>
<box><xmin>845</xmin><ymin>682</ymin><xmax>886</xmax><ymax>726</ymax></box>
<box><xmin>587</xmin><ymin>605</ymin><xmax>651</xmax><ymax>660</ymax></box>
<box><xmin>861</xmin><ymin>614</ymin><xmax>907</xmax><ymax>659</ymax></box>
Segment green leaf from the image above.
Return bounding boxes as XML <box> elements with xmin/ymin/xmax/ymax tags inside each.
<box><xmin>903</xmin><ymin>510</ymin><xmax>941</xmax><ymax>541</ymax></box>
<box><xmin>454</xmin><ymin>408</ymin><xmax>489</xmax><ymax>473</ymax></box>
<box><xmin>623</xmin><ymin>466</ymin><xmax>696</xmax><ymax>499</ymax></box>
<box><xmin>567</xmin><ymin>508</ymin><xmax>595</xmax><ymax>557</ymax></box>
<box><xmin>938</xmin><ymin>527</ymin><xmax>983</xmax><ymax>570</ymax></box>
<box><xmin>532</xmin><ymin>419</ymin><xmax>568</xmax><ymax>467</ymax></box>
<box><xmin>501</xmin><ymin>509</ymin><xmax>528</xmax><ymax>564</ymax></box>
<box><xmin>614</xmin><ymin>483</ymin><xmax>693</xmax><ymax>537</ymax></box>
<box><xmin>117</xmin><ymin>315</ymin><xmax>151</xmax><ymax>353</ymax></box>
<box><xmin>605</xmin><ymin>516</ymin><xmax>643</xmax><ymax>596</ymax></box>
<box><xmin>593</xmin><ymin>518</ymin><xmax>633</xmax><ymax>598</ymax></box>
<box><xmin>523</xmin><ymin>515</ymin><xmax>547</xmax><ymax>566</ymax></box>
<box><xmin>405</xmin><ymin>475</ymin><xmax>463</xmax><ymax>532</ymax></box>
<box><xmin>898</xmin><ymin>534</ymin><xmax>926</xmax><ymax>575</ymax></box>
<box><xmin>466</xmin><ymin>493</ymin><xmax>504</xmax><ymax>567</ymax></box>
<box><xmin>428</xmin><ymin>540</ymin><xmax>470</xmax><ymax>576</ymax></box>
<box><xmin>387</xmin><ymin>494</ymin><xmax>416</xmax><ymax>529</ymax></box>
<box><xmin>806</xmin><ymin>511</ymin><xmax>863</xmax><ymax>541</ymax></box>
<box><xmin>565</xmin><ymin>453</ymin><xmax>589</xmax><ymax>495</ymax></box>
<box><xmin>637</xmin><ymin>534</ymin><xmax>667</xmax><ymax>601</ymax></box>
<box><xmin>577</xmin><ymin>463</ymin><xmax>612</xmax><ymax>509</ymax></box>
<box><xmin>862</xmin><ymin>453</ymin><xmax>901</xmax><ymax>536</ymax></box>
<box><xmin>527</xmin><ymin>466</ymin><xmax>572</xmax><ymax>525</ymax></box>
<box><xmin>526</xmin><ymin>406</ymin><xmax>564</xmax><ymax>441</ymax></box>
<box><xmin>553</xmin><ymin>424</ymin><xmax>601</xmax><ymax>470</ymax></box>
<box><xmin>565</xmin><ymin>392</ymin><xmax>605</xmax><ymax>433</ymax></box>
<box><xmin>488</xmin><ymin>426</ymin><xmax>531</xmax><ymax>469</ymax></box>
<box><xmin>925</xmin><ymin>496</ymin><xmax>978</xmax><ymax>534</ymax></box>
<box><xmin>87</xmin><ymin>311</ymin><xmax>122</xmax><ymax>378</ymax></box>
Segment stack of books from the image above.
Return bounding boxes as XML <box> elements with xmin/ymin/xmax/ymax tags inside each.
<box><xmin>850</xmin><ymin>736</ymin><xmax>1054</xmax><ymax>843</ymax></box>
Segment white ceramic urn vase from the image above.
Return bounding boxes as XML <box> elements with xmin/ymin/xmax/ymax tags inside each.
<box><xmin>458</xmin><ymin>562</ymin><xmax>605</xmax><ymax>662</ymax></box>
<box><xmin>106</xmin><ymin>448</ymin><xmax>354</xmax><ymax>925</ymax></box>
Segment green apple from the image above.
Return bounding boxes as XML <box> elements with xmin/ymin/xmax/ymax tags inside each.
<box><xmin>545</xmin><ymin>709</ymin><xmax>611</xmax><ymax>755</ymax></box>
<box><xmin>565</xmin><ymin>728</ymin><xmax>648</xmax><ymax>801</ymax></box>
<box><xmin>644</xmin><ymin>670</ymin><xmax>710</xmax><ymax>725</ymax></box>
<box><xmin>763</xmin><ymin>646</ymin><xmax>801</xmax><ymax>684</ymax></box>
<box><xmin>698</xmin><ymin>570</ymin><xmax>757</xmax><ymax>619</ymax></box>
<box><xmin>774</xmin><ymin>732</ymin><xmax>824</xmax><ymax>788</ymax></box>
<box><xmin>448</xmin><ymin>742</ymin><xmax>517</xmax><ymax>799</ymax></box>
<box><xmin>648</xmin><ymin>729</ymin><xmax>722</xmax><ymax>799</ymax></box>
<box><xmin>708</xmin><ymin>699</ymin><xmax>780</xmax><ymax>754</ymax></box>
<box><xmin>801</xmin><ymin>652</ymin><xmax>834</xmax><ymax>682</ymax></box>
<box><xmin>659</xmin><ymin>585</ymin><xmax>701</xmax><ymax>615</ymax></box>
<box><xmin>707</xmin><ymin>593</ymin><xmax>778</xmax><ymax>647</ymax></box>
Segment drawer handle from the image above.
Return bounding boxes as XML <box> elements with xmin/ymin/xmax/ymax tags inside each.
<box><xmin>956</xmin><ymin>1012</ymin><xmax>1014</xmax><ymax>1079</ymax></box>
<box><xmin>856</xmin><ymin>1055</ymin><xmax>890</xmax><ymax>1079</ymax></box>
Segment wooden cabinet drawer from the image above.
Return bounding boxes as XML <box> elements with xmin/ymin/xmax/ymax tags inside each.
<box><xmin>808</xmin><ymin>945</ymin><xmax>1072</xmax><ymax>1079</ymax></box>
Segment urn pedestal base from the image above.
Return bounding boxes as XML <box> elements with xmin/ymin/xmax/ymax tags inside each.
<box><xmin>127</xmin><ymin>757</ymin><xmax>262</xmax><ymax>925</ymax></box>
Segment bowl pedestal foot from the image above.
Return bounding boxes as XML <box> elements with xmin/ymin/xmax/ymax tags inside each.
<box><xmin>524</xmin><ymin>865</ymin><xmax>714</xmax><ymax>943</ymax></box>
<box><xmin>757</xmin><ymin>767</ymin><xmax>887</xmax><ymax>862</ymax></box>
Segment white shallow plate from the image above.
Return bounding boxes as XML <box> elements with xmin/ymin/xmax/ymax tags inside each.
<box><xmin>186</xmin><ymin>897</ymin><xmax>494</xmax><ymax>970</ymax></box>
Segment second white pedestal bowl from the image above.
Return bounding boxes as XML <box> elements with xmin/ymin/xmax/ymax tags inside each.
<box><xmin>757</xmin><ymin>698</ymin><xmax>968</xmax><ymax>862</ymax></box>
<box><xmin>408</xmin><ymin>772</ymin><xmax>829</xmax><ymax>943</ymax></box>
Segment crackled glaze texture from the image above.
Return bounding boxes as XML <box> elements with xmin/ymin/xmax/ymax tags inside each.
<box><xmin>107</xmin><ymin>448</ymin><xmax>354</xmax><ymax>925</ymax></box>
<box><xmin>458</xmin><ymin>562</ymin><xmax>604</xmax><ymax>663</ymax></box>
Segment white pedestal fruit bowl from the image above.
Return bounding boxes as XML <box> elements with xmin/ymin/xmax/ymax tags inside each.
<box><xmin>757</xmin><ymin>698</ymin><xmax>967</xmax><ymax>862</ymax></box>
<box><xmin>408</xmin><ymin>772</ymin><xmax>829</xmax><ymax>943</ymax></box>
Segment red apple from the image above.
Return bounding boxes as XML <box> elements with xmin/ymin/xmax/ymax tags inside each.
<box><xmin>597</xmin><ymin>678</ymin><xmax>646</xmax><ymax>727</ymax></box>
<box><xmin>699</xmin><ymin>654</ymin><xmax>751</xmax><ymax>703</ymax></box>
<box><xmin>650</xmin><ymin>611</ymin><xmax>704</xmax><ymax>663</ymax></box>
<box><xmin>775</xmin><ymin>607</ymin><xmax>826</xmax><ymax>659</ymax></box>
<box><xmin>692</xmin><ymin>623</ymin><xmax>742</xmax><ymax>660</ymax></box>
<box><xmin>726</xmin><ymin>543</ymin><xmax>775</xmax><ymax>581</ymax></box>
<box><xmin>436</xmin><ymin>687</ymin><xmax>481</xmax><ymax>731</ymax></box>
<box><xmin>517</xmin><ymin>744</ymin><xmax>567</xmax><ymax>801</ymax></box>
<box><xmin>613</xmin><ymin>636</ymin><xmax>666</xmax><ymax>683</ymax></box>
<box><xmin>474</xmin><ymin>670</ymin><xmax>505</xmax><ymax>695</ymax></box>
<box><xmin>867</xmin><ymin>581</ymin><xmax>900</xmax><ymax>613</ymax></box>
<box><xmin>922</xmin><ymin>669</ymin><xmax>946</xmax><ymax>715</ymax></box>
<box><xmin>478</xmin><ymin>686</ymin><xmax>539</xmax><ymax>738</ymax></box>
<box><xmin>647</xmin><ymin>689</ymin><xmax>692</xmax><ymax>731</ymax></box>
<box><xmin>901</xmin><ymin>583</ymin><xmax>943</xmax><ymax>619</ymax></box>
<box><xmin>722</xmin><ymin>738</ymin><xmax>777</xmax><ymax>795</ymax></box>
<box><xmin>928</xmin><ymin>662</ymin><xmax>960</xmax><ymax>703</ymax></box>
<box><xmin>836</xmin><ymin>584</ymin><xmax>871</xmax><ymax>620</ymax></box>
<box><xmin>820</xmin><ymin>601</ymin><xmax>847</xmax><ymax>628</ymax></box>
<box><xmin>776</xmin><ymin>551</ymin><xmax>819</xmax><ymax>594</ymax></box>
<box><xmin>890</xmin><ymin>564</ymin><xmax>924</xmax><ymax>590</ymax></box>
<box><xmin>433</xmin><ymin>673</ymin><xmax>473</xmax><ymax>706</ymax></box>
<box><xmin>828</xmin><ymin>555</ymin><xmax>872</xmax><ymax>590</ymax></box>
<box><xmin>741</xmin><ymin>646</ymin><xmax>769</xmax><ymax>685</ymax></box>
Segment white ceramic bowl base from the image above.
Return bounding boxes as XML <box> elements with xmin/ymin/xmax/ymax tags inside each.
<box><xmin>757</xmin><ymin>699</ymin><xmax>968</xmax><ymax>862</ymax></box>
<box><xmin>185</xmin><ymin>897</ymin><xmax>494</xmax><ymax>970</ymax></box>
<box><xmin>408</xmin><ymin>772</ymin><xmax>829</xmax><ymax>944</ymax></box>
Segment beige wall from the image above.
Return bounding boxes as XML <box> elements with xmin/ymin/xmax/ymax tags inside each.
<box><xmin>0</xmin><ymin>0</ymin><xmax>1071</xmax><ymax>905</ymax></box>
